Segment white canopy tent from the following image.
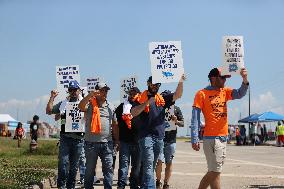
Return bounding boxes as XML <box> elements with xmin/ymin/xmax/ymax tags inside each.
<box><xmin>0</xmin><ymin>114</ymin><xmax>17</xmax><ymax>123</ymax></box>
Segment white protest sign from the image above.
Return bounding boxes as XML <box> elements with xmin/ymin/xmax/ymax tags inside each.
<box><xmin>86</xmin><ymin>77</ymin><xmax>100</xmax><ymax>93</ymax></box>
<box><xmin>120</xmin><ymin>76</ymin><xmax>138</xmax><ymax>103</ymax></box>
<box><xmin>149</xmin><ymin>41</ymin><xmax>184</xmax><ymax>83</ymax></box>
<box><xmin>221</xmin><ymin>36</ymin><xmax>245</xmax><ymax>75</ymax></box>
<box><xmin>65</xmin><ymin>102</ymin><xmax>85</xmax><ymax>132</ymax></box>
<box><xmin>164</xmin><ymin>105</ymin><xmax>176</xmax><ymax>131</ymax></box>
<box><xmin>56</xmin><ymin>65</ymin><xmax>80</xmax><ymax>101</ymax></box>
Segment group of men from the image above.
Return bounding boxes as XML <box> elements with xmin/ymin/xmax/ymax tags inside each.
<box><xmin>46</xmin><ymin>74</ymin><xmax>185</xmax><ymax>189</ymax></box>
<box><xmin>46</xmin><ymin>67</ymin><xmax>249</xmax><ymax>189</ymax></box>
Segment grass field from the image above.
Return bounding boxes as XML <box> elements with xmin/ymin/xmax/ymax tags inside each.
<box><xmin>0</xmin><ymin>137</ymin><xmax>58</xmax><ymax>189</ymax></box>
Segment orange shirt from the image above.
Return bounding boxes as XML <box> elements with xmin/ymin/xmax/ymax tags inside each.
<box><xmin>193</xmin><ymin>87</ymin><xmax>233</xmax><ymax>136</ymax></box>
<box><xmin>16</xmin><ymin>128</ymin><xmax>24</xmax><ymax>136</ymax></box>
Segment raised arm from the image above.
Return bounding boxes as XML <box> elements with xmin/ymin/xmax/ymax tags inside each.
<box><xmin>78</xmin><ymin>91</ymin><xmax>100</xmax><ymax>112</ymax></box>
<box><xmin>172</xmin><ymin>74</ymin><xmax>186</xmax><ymax>102</ymax></box>
<box><xmin>46</xmin><ymin>90</ymin><xmax>59</xmax><ymax>115</ymax></box>
<box><xmin>232</xmin><ymin>68</ymin><xmax>249</xmax><ymax>99</ymax></box>
<box><xmin>130</xmin><ymin>97</ymin><xmax>155</xmax><ymax>117</ymax></box>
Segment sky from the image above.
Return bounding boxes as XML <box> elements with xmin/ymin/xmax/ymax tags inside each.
<box><xmin>1</xmin><ymin>0</ymin><xmax>284</xmax><ymax>136</ymax></box>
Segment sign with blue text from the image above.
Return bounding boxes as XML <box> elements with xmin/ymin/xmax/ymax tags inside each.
<box><xmin>56</xmin><ymin>65</ymin><xmax>80</xmax><ymax>101</ymax></box>
<box><xmin>65</xmin><ymin>102</ymin><xmax>85</xmax><ymax>132</ymax></box>
<box><xmin>221</xmin><ymin>36</ymin><xmax>245</xmax><ymax>75</ymax></box>
<box><xmin>149</xmin><ymin>41</ymin><xmax>184</xmax><ymax>83</ymax></box>
<box><xmin>120</xmin><ymin>76</ymin><xmax>138</xmax><ymax>103</ymax></box>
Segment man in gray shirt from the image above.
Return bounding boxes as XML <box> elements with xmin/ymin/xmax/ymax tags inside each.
<box><xmin>79</xmin><ymin>82</ymin><xmax>119</xmax><ymax>189</ymax></box>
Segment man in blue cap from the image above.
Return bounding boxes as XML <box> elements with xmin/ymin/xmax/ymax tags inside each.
<box><xmin>46</xmin><ymin>80</ymin><xmax>85</xmax><ymax>189</ymax></box>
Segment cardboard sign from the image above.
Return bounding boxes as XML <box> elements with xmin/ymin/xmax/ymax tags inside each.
<box><xmin>120</xmin><ymin>76</ymin><xmax>138</xmax><ymax>103</ymax></box>
<box><xmin>65</xmin><ymin>102</ymin><xmax>85</xmax><ymax>132</ymax></box>
<box><xmin>56</xmin><ymin>65</ymin><xmax>80</xmax><ymax>101</ymax></box>
<box><xmin>221</xmin><ymin>36</ymin><xmax>245</xmax><ymax>75</ymax></box>
<box><xmin>164</xmin><ymin>105</ymin><xmax>176</xmax><ymax>131</ymax></box>
<box><xmin>149</xmin><ymin>41</ymin><xmax>184</xmax><ymax>83</ymax></box>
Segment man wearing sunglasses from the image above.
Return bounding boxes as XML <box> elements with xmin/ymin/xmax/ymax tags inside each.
<box><xmin>78</xmin><ymin>82</ymin><xmax>118</xmax><ymax>189</ymax></box>
<box><xmin>131</xmin><ymin>75</ymin><xmax>186</xmax><ymax>189</ymax></box>
<box><xmin>191</xmin><ymin>68</ymin><xmax>249</xmax><ymax>189</ymax></box>
<box><xmin>46</xmin><ymin>80</ymin><xmax>84</xmax><ymax>189</ymax></box>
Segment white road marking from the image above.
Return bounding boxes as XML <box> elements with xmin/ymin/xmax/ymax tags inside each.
<box><xmin>171</xmin><ymin>172</ymin><xmax>284</xmax><ymax>179</ymax></box>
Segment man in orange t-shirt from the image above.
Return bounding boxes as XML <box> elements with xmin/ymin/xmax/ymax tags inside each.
<box><xmin>191</xmin><ymin>67</ymin><xmax>249</xmax><ymax>189</ymax></box>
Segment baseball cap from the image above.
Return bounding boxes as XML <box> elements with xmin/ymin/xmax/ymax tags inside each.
<box><xmin>147</xmin><ymin>76</ymin><xmax>161</xmax><ymax>85</ymax></box>
<box><xmin>161</xmin><ymin>90</ymin><xmax>171</xmax><ymax>96</ymax></box>
<box><xmin>95</xmin><ymin>82</ymin><xmax>110</xmax><ymax>90</ymax></box>
<box><xmin>68</xmin><ymin>80</ymin><xmax>80</xmax><ymax>89</ymax></box>
<box><xmin>126</xmin><ymin>87</ymin><xmax>140</xmax><ymax>94</ymax></box>
<box><xmin>208</xmin><ymin>68</ymin><xmax>231</xmax><ymax>78</ymax></box>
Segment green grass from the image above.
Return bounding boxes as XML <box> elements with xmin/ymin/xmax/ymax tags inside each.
<box><xmin>0</xmin><ymin>137</ymin><xmax>58</xmax><ymax>189</ymax></box>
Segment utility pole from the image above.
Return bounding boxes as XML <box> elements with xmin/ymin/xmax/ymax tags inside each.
<box><xmin>248</xmin><ymin>85</ymin><xmax>251</xmax><ymax>116</ymax></box>
<box><xmin>248</xmin><ymin>85</ymin><xmax>251</xmax><ymax>141</ymax></box>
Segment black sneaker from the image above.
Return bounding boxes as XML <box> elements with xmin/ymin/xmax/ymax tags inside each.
<box><xmin>163</xmin><ymin>183</ymin><xmax>169</xmax><ymax>189</ymax></box>
<box><xmin>156</xmin><ymin>180</ymin><xmax>162</xmax><ymax>189</ymax></box>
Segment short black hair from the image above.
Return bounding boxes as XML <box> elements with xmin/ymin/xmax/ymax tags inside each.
<box><xmin>33</xmin><ymin>115</ymin><xmax>39</xmax><ymax>121</ymax></box>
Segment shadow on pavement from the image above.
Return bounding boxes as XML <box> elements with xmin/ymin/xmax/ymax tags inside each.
<box><xmin>249</xmin><ymin>185</ymin><xmax>284</xmax><ymax>189</ymax></box>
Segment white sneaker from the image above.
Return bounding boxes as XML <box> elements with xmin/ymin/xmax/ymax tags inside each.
<box><xmin>93</xmin><ymin>176</ymin><xmax>100</xmax><ymax>184</ymax></box>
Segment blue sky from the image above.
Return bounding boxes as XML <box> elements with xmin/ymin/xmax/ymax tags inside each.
<box><xmin>1</xmin><ymin>0</ymin><xmax>284</xmax><ymax>135</ymax></box>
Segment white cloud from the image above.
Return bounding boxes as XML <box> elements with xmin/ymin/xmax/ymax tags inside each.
<box><xmin>0</xmin><ymin>95</ymin><xmax>52</xmax><ymax>123</ymax></box>
<box><xmin>228</xmin><ymin>91</ymin><xmax>284</xmax><ymax>124</ymax></box>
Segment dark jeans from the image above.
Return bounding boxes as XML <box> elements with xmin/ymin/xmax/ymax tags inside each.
<box><xmin>84</xmin><ymin>141</ymin><xmax>113</xmax><ymax>189</ymax></box>
<box><xmin>57</xmin><ymin>135</ymin><xmax>84</xmax><ymax>189</ymax></box>
<box><xmin>117</xmin><ymin>142</ymin><xmax>141</xmax><ymax>189</ymax></box>
<box><xmin>31</xmin><ymin>133</ymin><xmax>38</xmax><ymax>141</ymax></box>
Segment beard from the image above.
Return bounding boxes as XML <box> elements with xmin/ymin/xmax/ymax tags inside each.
<box><xmin>69</xmin><ymin>96</ymin><xmax>78</xmax><ymax>101</ymax></box>
<box><xmin>148</xmin><ymin>86</ymin><xmax>158</xmax><ymax>96</ymax></box>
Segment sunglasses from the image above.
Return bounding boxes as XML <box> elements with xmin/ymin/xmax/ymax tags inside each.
<box><xmin>150</xmin><ymin>83</ymin><xmax>161</xmax><ymax>87</ymax></box>
<box><xmin>68</xmin><ymin>88</ymin><xmax>79</xmax><ymax>92</ymax></box>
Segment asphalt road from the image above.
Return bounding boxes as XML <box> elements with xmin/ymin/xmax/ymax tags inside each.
<box><xmin>45</xmin><ymin>141</ymin><xmax>284</xmax><ymax>189</ymax></box>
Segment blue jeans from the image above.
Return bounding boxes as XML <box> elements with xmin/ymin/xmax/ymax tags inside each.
<box><xmin>57</xmin><ymin>135</ymin><xmax>84</xmax><ymax>189</ymax></box>
<box><xmin>84</xmin><ymin>141</ymin><xmax>113</xmax><ymax>189</ymax></box>
<box><xmin>117</xmin><ymin>142</ymin><xmax>141</xmax><ymax>189</ymax></box>
<box><xmin>139</xmin><ymin>136</ymin><xmax>164</xmax><ymax>189</ymax></box>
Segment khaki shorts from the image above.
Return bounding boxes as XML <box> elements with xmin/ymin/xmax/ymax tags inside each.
<box><xmin>203</xmin><ymin>138</ymin><xmax>226</xmax><ymax>172</ymax></box>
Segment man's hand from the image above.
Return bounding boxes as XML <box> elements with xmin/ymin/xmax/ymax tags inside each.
<box><xmin>50</xmin><ymin>90</ymin><xmax>59</xmax><ymax>98</ymax></box>
<box><xmin>192</xmin><ymin>142</ymin><xmax>200</xmax><ymax>151</ymax></box>
<box><xmin>171</xmin><ymin>115</ymin><xmax>178</xmax><ymax>123</ymax></box>
<box><xmin>240</xmin><ymin>68</ymin><xmax>248</xmax><ymax>84</ymax></box>
<box><xmin>89</xmin><ymin>90</ymin><xmax>101</xmax><ymax>99</ymax></box>
<box><xmin>179</xmin><ymin>73</ymin><xmax>187</xmax><ymax>83</ymax></box>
